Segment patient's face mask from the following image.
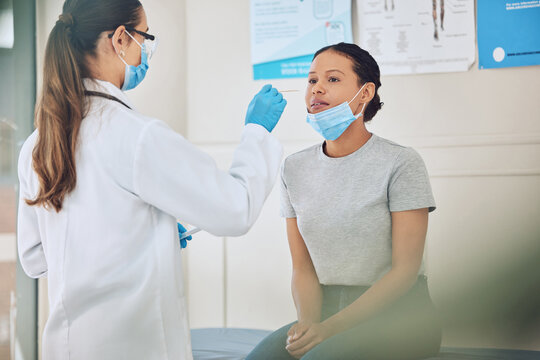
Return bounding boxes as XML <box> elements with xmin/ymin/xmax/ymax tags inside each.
<box><xmin>116</xmin><ymin>30</ymin><xmax>156</xmax><ymax>91</ymax></box>
<box><xmin>306</xmin><ymin>82</ymin><xmax>368</xmax><ymax>141</ymax></box>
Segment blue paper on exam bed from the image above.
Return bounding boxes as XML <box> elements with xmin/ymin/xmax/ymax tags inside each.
<box><xmin>191</xmin><ymin>328</ymin><xmax>271</xmax><ymax>360</ymax></box>
<box><xmin>191</xmin><ymin>328</ymin><xmax>540</xmax><ymax>360</ymax></box>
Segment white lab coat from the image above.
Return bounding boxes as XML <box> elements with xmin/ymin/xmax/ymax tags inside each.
<box><xmin>17</xmin><ymin>79</ymin><xmax>283</xmax><ymax>360</ymax></box>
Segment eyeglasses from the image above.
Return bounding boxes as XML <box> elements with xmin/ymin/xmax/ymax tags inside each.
<box><xmin>108</xmin><ymin>26</ymin><xmax>159</xmax><ymax>59</ymax></box>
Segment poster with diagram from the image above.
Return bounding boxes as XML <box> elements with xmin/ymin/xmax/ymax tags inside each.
<box><xmin>250</xmin><ymin>0</ymin><xmax>353</xmax><ymax>80</ymax></box>
<box><xmin>478</xmin><ymin>0</ymin><xmax>540</xmax><ymax>69</ymax></box>
<box><xmin>355</xmin><ymin>0</ymin><xmax>475</xmax><ymax>75</ymax></box>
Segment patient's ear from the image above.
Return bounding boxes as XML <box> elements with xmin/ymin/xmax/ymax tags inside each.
<box><xmin>361</xmin><ymin>82</ymin><xmax>376</xmax><ymax>103</ymax></box>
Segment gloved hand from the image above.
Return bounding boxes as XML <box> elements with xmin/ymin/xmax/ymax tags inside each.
<box><xmin>245</xmin><ymin>84</ymin><xmax>287</xmax><ymax>132</ymax></box>
<box><xmin>178</xmin><ymin>223</ymin><xmax>192</xmax><ymax>249</ymax></box>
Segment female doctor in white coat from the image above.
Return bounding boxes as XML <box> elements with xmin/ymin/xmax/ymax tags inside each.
<box><xmin>17</xmin><ymin>0</ymin><xmax>286</xmax><ymax>359</ymax></box>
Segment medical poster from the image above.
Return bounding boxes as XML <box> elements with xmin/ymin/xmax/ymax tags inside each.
<box><xmin>250</xmin><ymin>0</ymin><xmax>353</xmax><ymax>80</ymax></box>
<box><xmin>355</xmin><ymin>0</ymin><xmax>475</xmax><ymax>75</ymax></box>
<box><xmin>478</xmin><ymin>0</ymin><xmax>540</xmax><ymax>69</ymax></box>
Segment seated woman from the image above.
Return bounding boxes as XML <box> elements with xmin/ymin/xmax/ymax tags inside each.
<box><xmin>246</xmin><ymin>43</ymin><xmax>442</xmax><ymax>360</ymax></box>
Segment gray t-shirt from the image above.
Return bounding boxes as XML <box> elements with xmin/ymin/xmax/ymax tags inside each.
<box><xmin>280</xmin><ymin>134</ymin><xmax>436</xmax><ymax>286</ymax></box>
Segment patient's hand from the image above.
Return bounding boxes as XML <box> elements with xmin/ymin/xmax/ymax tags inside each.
<box><xmin>286</xmin><ymin>321</ymin><xmax>312</xmax><ymax>346</ymax></box>
<box><xmin>286</xmin><ymin>321</ymin><xmax>330</xmax><ymax>358</ymax></box>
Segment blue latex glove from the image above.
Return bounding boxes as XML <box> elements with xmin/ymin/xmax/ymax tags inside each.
<box><xmin>178</xmin><ymin>223</ymin><xmax>192</xmax><ymax>249</ymax></box>
<box><xmin>245</xmin><ymin>84</ymin><xmax>287</xmax><ymax>132</ymax></box>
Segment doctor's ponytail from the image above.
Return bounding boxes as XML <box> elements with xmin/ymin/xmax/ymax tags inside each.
<box><xmin>28</xmin><ymin>0</ymin><xmax>142</xmax><ymax>212</ymax></box>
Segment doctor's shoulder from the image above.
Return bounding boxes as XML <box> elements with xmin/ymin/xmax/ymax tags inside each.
<box><xmin>101</xmin><ymin>101</ymin><xmax>155</xmax><ymax>129</ymax></box>
<box><xmin>95</xmin><ymin>102</ymin><xmax>177</xmax><ymax>146</ymax></box>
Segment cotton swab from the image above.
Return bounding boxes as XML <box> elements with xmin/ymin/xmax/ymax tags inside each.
<box><xmin>179</xmin><ymin>227</ymin><xmax>201</xmax><ymax>240</ymax></box>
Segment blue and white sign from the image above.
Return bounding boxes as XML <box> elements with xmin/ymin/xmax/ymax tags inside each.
<box><xmin>250</xmin><ymin>0</ymin><xmax>353</xmax><ymax>80</ymax></box>
<box><xmin>478</xmin><ymin>0</ymin><xmax>540</xmax><ymax>69</ymax></box>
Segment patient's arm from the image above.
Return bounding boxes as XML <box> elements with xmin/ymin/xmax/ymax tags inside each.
<box><xmin>321</xmin><ymin>208</ymin><xmax>429</xmax><ymax>337</ymax></box>
<box><xmin>287</xmin><ymin>217</ymin><xmax>323</xmax><ymax>325</ymax></box>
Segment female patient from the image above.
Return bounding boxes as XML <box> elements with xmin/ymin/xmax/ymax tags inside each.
<box><xmin>247</xmin><ymin>43</ymin><xmax>441</xmax><ymax>359</ymax></box>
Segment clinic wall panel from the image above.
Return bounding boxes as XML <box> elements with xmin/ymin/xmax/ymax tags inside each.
<box><xmin>185</xmin><ymin>232</ymin><xmax>226</xmax><ymax>329</ymax></box>
<box><xmin>128</xmin><ymin>0</ymin><xmax>188</xmax><ymax>134</ymax></box>
<box><xmin>184</xmin><ymin>146</ymin><xmax>233</xmax><ymax>329</ymax></box>
<box><xmin>185</xmin><ymin>142</ymin><xmax>310</xmax><ymax>330</ymax></box>
<box><xmin>224</xmin><ymin>186</ymin><xmax>297</xmax><ymax>329</ymax></box>
<box><xmin>223</xmin><ymin>141</ymin><xmax>324</xmax><ymax>328</ymax></box>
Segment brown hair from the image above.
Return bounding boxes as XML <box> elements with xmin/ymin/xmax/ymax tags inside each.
<box><xmin>27</xmin><ymin>0</ymin><xmax>142</xmax><ymax>211</ymax></box>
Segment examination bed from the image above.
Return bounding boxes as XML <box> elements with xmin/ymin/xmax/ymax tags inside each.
<box><xmin>191</xmin><ymin>328</ymin><xmax>540</xmax><ymax>360</ymax></box>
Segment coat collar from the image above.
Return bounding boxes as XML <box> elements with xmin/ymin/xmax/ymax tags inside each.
<box><xmin>83</xmin><ymin>78</ymin><xmax>135</xmax><ymax>110</ymax></box>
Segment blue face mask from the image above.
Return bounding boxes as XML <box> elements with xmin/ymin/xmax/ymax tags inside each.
<box><xmin>306</xmin><ymin>83</ymin><xmax>368</xmax><ymax>141</ymax></box>
<box><xmin>117</xmin><ymin>31</ymin><xmax>150</xmax><ymax>91</ymax></box>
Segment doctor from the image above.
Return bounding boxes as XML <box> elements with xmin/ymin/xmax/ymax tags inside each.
<box><xmin>17</xmin><ymin>0</ymin><xmax>286</xmax><ymax>359</ymax></box>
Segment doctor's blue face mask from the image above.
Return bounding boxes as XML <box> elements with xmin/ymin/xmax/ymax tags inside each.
<box><xmin>306</xmin><ymin>82</ymin><xmax>368</xmax><ymax>141</ymax></box>
<box><xmin>116</xmin><ymin>30</ymin><xmax>155</xmax><ymax>91</ymax></box>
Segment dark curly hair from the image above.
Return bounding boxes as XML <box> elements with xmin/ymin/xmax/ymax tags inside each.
<box><xmin>313</xmin><ymin>43</ymin><xmax>383</xmax><ymax>122</ymax></box>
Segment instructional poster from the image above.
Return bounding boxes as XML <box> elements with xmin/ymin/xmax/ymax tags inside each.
<box><xmin>250</xmin><ymin>0</ymin><xmax>353</xmax><ymax>80</ymax></box>
<box><xmin>478</xmin><ymin>0</ymin><xmax>540</xmax><ymax>69</ymax></box>
<box><xmin>355</xmin><ymin>0</ymin><xmax>475</xmax><ymax>75</ymax></box>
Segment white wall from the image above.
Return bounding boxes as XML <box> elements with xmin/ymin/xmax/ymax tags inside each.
<box><xmin>34</xmin><ymin>0</ymin><xmax>540</xmax><ymax>353</ymax></box>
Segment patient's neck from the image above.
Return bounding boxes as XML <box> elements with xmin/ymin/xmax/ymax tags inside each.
<box><xmin>324</xmin><ymin>119</ymin><xmax>372</xmax><ymax>158</ymax></box>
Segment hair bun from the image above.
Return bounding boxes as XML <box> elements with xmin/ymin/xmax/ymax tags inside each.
<box><xmin>58</xmin><ymin>13</ymin><xmax>75</xmax><ymax>27</ymax></box>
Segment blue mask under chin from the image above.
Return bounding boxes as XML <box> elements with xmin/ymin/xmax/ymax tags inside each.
<box><xmin>306</xmin><ymin>82</ymin><xmax>368</xmax><ymax>141</ymax></box>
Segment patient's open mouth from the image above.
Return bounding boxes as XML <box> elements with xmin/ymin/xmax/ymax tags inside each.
<box><xmin>311</xmin><ymin>100</ymin><xmax>329</xmax><ymax>110</ymax></box>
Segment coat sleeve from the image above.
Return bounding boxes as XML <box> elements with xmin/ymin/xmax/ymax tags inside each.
<box><xmin>132</xmin><ymin>122</ymin><xmax>283</xmax><ymax>236</ymax></box>
<box><xmin>17</xmin><ymin>134</ymin><xmax>48</xmax><ymax>278</ymax></box>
